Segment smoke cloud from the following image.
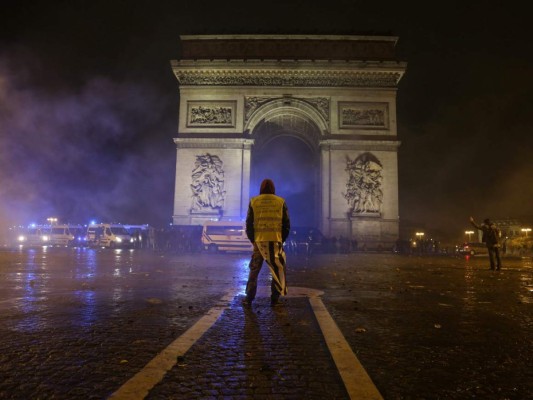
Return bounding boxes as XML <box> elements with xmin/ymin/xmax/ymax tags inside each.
<box><xmin>0</xmin><ymin>49</ymin><xmax>175</xmax><ymax>229</ymax></box>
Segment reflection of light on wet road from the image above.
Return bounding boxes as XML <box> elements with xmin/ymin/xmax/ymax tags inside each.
<box><xmin>462</xmin><ymin>264</ymin><xmax>477</xmax><ymax>312</ymax></box>
<box><xmin>11</xmin><ymin>248</ymin><xmax>52</xmax><ymax>332</ymax></box>
<box><xmin>519</xmin><ymin>273</ymin><xmax>533</xmax><ymax>304</ymax></box>
<box><xmin>73</xmin><ymin>248</ymin><xmax>97</xmax><ymax>279</ymax></box>
<box><xmin>236</xmin><ymin>256</ymin><xmax>251</xmax><ymax>295</ymax></box>
<box><xmin>112</xmin><ymin>286</ymin><xmax>127</xmax><ymax>304</ymax></box>
<box><xmin>233</xmin><ymin>254</ymin><xmax>277</xmax><ymax>295</ymax></box>
<box><xmin>74</xmin><ymin>289</ymin><xmax>97</xmax><ymax>326</ymax></box>
<box><xmin>113</xmin><ymin>249</ymin><xmax>136</xmax><ymax>275</ymax></box>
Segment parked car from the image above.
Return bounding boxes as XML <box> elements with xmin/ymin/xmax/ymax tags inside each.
<box><xmin>458</xmin><ymin>242</ymin><xmax>488</xmax><ymax>256</ymax></box>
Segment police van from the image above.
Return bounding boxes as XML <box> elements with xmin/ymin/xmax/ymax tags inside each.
<box><xmin>17</xmin><ymin>226</ymin><xmax>51</xmax><ymax>247</ymax></box>
<box><xmin>201</xmin><ymin>221</ymin><xmax>252</xmax><ymax>253</ymax></box>
<box><xmin>86</xmin><ymin>224</ymin><xmax>134</xmax><ymax>248</ymax></box>
<box><xmin>49</xmin><ymin>224</ymin><xmax>86</xmax><ymax>247</ymax></box>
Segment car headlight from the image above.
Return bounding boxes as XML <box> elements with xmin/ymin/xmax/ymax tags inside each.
<box><xmin>18</xmin><ymin>235</ymin><xmax>26</xmax><ymax>242</ymax></box>
<box><xmin>42</xmin><ymin>236</ymin><xmax>49</xmax><ymax>242</ymax></box>
<box><xmin>116</xmin><ymin>237</ymin><xmax>122</xmax><ymax>243</ymax></box>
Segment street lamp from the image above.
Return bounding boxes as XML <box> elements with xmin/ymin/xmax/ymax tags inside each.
<box><xmin>522</xmin><ymin>228</ymin><xmax>532</xmax><ymax>237</ymax></box>
<box><xmin>415</xmin><ymin>232</ymin><xmax>424</xmax><ymax>240</ymax></box>
<box><xmin>47</xmin><ymin>217</ymin><xmax>58</xmax><ymax>225</ymax></box>
<box><xmin>465</xmin><ymin>230</ymin><xmax>474</xmax><ymax>242</ymax></box>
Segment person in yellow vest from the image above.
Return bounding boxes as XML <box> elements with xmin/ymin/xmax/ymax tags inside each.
<box><xmin>244</xmin><ymin>178</ymin><xmax>290</xmax><ymax>307</ymax></box>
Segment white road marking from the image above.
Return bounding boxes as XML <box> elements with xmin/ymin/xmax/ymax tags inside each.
<box><xmin>309</xmin><ymin>295</ymin><xmax>384</xmax><ymax>400</ymax></box>
<box><xmin>110</xmin><ymin>286</ymin><xmax>382</xmax><ymax>400</ymax></box>
<box><xmin>108</xmin><ymin>287</ymin><xmax>240</xmax><ymax>400</ymax></box>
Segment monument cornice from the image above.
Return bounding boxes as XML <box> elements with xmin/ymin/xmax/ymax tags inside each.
<box><xmin>171</xmin><ymin>60</ymin><xmax>406</xmax><ymax>88</ymax></box>
<box><xmin>178</xmin><ymin>35</ymin><xmax>401</xmax><ymax>61</ymax></box>
<box><xmin>174</xmin><ymin>138</ymin><xmax>254</xmax><ymax>149</ymax></box>
<box><xmin>180</xmin><ymin>34</ymin><xmax>399</xmax><ymax>42</ymax></box>
<box><xmin>319</xmin><ymin>139</ymin><xmax>401</xmax><ymax>151</ymax></box>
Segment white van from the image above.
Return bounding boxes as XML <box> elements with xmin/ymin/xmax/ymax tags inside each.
<box><xmin>201</xmin><ymin>221</ymin><xmax>252</xmax><ymax>253</ymax></box>
<box><xmin>49</xmin><ymin>225</ymin><xmax>86</xmax><ymax>247</ymax></box>
<box><xmin>86</xmin><ymin>224</ymin><xmax>134</xmax><ymax>248</ymax></box>
<box><xmin>18</xmin><ymin>226</ymin><xmax>51</xmax><ymax>247</ymax></box>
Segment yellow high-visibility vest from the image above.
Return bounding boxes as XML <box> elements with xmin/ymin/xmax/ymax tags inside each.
<box><xmin>250</xmin><ymin>194</ymin><xmax>285</xmax><ymax>242</ymax></box>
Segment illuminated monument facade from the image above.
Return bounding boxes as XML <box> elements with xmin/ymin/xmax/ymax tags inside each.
<box><xmin>171</xmin><ymin>35</ymin><xmax>406</xmax><ymax>247</ymax></box>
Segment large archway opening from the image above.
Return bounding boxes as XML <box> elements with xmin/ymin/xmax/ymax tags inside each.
<box><xmin>251</xmin><ymin>132</ymin><xmax>319</xmax><ymax>228</ymax></box>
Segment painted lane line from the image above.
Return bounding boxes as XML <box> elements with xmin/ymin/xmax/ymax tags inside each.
<box><xmin>309</xmin><ymin>296</ymin><xmax>384</xmax><ymax>400</ymax></box>
<box><xmin>108</xmin><ymin>288</ymin><xmax>240</xmax><ymax>400</ymax></box>
<box><xmin>110</xmin><ymin>286</ymin><xmax>382</xmax><ymax>400</ymax></box>
<box><xmin>253</xmin><ymin>286</ymin><xmax>383</xmax><ymax>399</ymax></box>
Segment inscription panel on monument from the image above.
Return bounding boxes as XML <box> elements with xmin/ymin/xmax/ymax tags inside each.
<box><xmin>187</xmin><ymin>101</ymin><xmax>237</xmax><ymax>128</ymax></box>
<box><xmin>338</xmin><ymin>102</ymin><xmax>389</xmax><ymax>130</ymax></box>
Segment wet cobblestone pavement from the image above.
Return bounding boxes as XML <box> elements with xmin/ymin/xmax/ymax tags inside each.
<box><xmin>294</xmin><ymin>253</ymin><xmax>533</xmax><ymax>400</ymax></box>
<box><xmin>148</xmin><ymin>297</ymin><xmax>348</xmax><ymax>399</ymax></box>
<box><xmin>0</xmin><ymin>247</ymin><xmax>531</xmax><ymax>399</ymax></box>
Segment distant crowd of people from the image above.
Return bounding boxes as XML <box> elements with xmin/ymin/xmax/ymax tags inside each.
<box><xmin>151</xmin><ymin>226</ymin><xmax>203</xmax><ymax>253</ymax></box>
<box><xmin>394</xmin><ymin>238</ymin><xmax>444</xmax><ymax>255</ymax></box>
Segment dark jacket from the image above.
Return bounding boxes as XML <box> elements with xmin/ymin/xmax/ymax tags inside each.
<box><xmin>470</xmin><ymin>220</ymin><xmax>500</xmax><ymax>247</ymax></box>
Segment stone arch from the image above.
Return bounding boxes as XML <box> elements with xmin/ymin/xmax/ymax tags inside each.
<box><xmin>245</xmin><ymin>97</ymin><xmax>329</xmax><ymax>145</ymax></box>
<box><xmin>246</xmin><ymin>99</ymin><xmax>324</xmax><ymax>227</ymax></box>
<box><xmin>171</xmin><ymin>35</ymin><xmax>405</xmax><ymax>248</ymax></box>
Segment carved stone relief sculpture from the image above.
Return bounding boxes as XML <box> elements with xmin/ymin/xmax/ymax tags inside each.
<box><xmin>190</xmin><ymin>153</ymin><xmax>226</xmax><ymax>212</ymax></box>
<box><xmin>187</xmin><ymin>101</ymin><xmax>236</xmax><ymax>127</ymax></box>
<box><xmin>339</xmin><ymin>102</ymin><xmax>389</xmax><ymax>129</ymax></box>
<box><xmin>343</xmin><ymin>153</ymin><xmax>383</xmax><ymax>216</ymax></box>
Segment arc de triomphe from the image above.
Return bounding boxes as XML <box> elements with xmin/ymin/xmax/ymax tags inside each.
<box><xmin>171</xmin><ymin>35</ymin><xmax>406</xmax><ymax>248</ymax></box>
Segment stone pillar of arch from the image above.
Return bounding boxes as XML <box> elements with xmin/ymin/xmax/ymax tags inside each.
<box><xmin>170</xmin><ymin>35</ymin><xmax>406</xmax><ymax>248</ymax></box>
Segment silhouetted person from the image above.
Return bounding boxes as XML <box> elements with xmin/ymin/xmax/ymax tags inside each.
<box><xmin>469</xmin><ymin>216</ymin><xmax>502</xmax><ymax>270</ymax></box>
<box><xmin>244</xmin><ymin>179</ymin><xmax>290</xmax><ymax>307</ymax></box>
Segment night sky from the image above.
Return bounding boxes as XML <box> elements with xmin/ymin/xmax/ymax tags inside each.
<box><xmin>1</xmin><ymin>0</ymin><xmax>532</xmax><ymax>241</ymax></box>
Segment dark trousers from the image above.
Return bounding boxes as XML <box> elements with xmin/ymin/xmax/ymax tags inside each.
<box><xmin>488</xmin><ymin>246</ymin><xmax>502</xmax><ymax>270</ymax></box>
<box><xmin>245</xmin><ymin>242</ymin><xmax>287</xmax><ymax>301</ymax></box>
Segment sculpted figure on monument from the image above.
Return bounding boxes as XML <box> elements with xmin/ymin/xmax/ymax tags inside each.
<box><xmin>343</xmin><ymin>153</ymin><xmax>383</xmax><ymax>215</ymax></box>
<box><xmin>190</xmin><ymin>154</ymin><xmax>225</xmax><ymax>211</ymax></box>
